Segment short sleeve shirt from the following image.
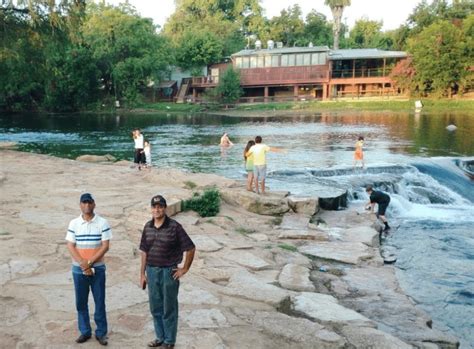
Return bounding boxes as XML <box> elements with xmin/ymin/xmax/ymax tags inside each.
<box><xmin>65</xmin><ymin>214</ymin><xmax>112</xmax><ymax>266</ymax></box>
<box><xmin>139</xmin><ymin>216</ymin><xmax>195</xmax><ymax>267</ymax></box>
<box><xmin>370</xmin><ymin>191</ymin><xmax>390</xmax><ymax>204</ymax></box>
<box><xmin>248</xmin><ymin>143</ymin><xmax>271</xmax><ymax>166</ymax></box>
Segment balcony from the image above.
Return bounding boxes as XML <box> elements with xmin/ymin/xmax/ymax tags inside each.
<box><xmin>239</xmin><ymin>65</ymin><xmax>330</xmax><ymax>86</ymax></box>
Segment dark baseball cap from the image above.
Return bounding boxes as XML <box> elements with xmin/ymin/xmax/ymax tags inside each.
<box><xmin>151</xmin><ymin>195</ymin><xmax>167</xmax><ymax>207</ymax></box>
<box><xmin>80</xmin><ymin>193</ymin><xmax>94</xmax><ymax>203</ymax></box>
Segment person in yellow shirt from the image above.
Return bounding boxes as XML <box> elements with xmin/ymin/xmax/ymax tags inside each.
<box><xmin>246</xmin><ymin>136</ymin><xmax>284</xmax><ymax>194</ymax></box>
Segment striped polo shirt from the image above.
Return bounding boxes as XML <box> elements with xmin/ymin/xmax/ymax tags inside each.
<box><xmin>65</xmin><ymin>214</ymin><xmax>112</xmax><ymax>266</ymax></box>
<box><xmin>139</xmin><ymin>216</ymin><xmax>195</xmax><ymax>267</ymax></box>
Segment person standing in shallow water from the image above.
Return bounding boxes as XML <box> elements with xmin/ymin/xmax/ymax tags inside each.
<box><xmin>140</xmin><ymin>195</ymin><xmax>196</xmax><ymax>348</ymax></box>
<box><xmin>244</xmin><ymin>140</ymin><xmax>255</xmax><ymax>191</ymax></box>
<box><xmin>353</xmin><ymin>136</ymin><xmax>364</xmax><ymax>169</ymax></box>
<box><xmin>220</xmin><ymin>132</ymin><xmax>233</xmax><ymax>147</ymax></box>
<box><xmin>133</xmin><ymin>129</ymin><xmax>145</xmax><ymax>170</ymax></box>
<box><xmin>246</xmin><ymin>135</ymin><xmax>284</xmax><ymax>194</ymax></box>
<box><xmin>365</xmin><ymin>185</ymin><xmax>391</xmax><ymax>231</ymax></box>
<box><xmin>66</xmin><ymin>193</ymin><xmax>112</xmax><ymax>346</ymax></box>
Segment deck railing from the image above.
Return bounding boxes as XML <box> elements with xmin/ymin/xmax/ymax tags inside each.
<box><xmin>331</xmin><ymin>67</ymin><xmax>393</xmax><ymax>79</ymax></box>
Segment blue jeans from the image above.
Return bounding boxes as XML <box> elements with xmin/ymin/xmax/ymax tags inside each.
<box><xmin>72</xmin><ymin>265</ymin><xmax>107</xmax><ymax>337</ymax></box>
<box><xmin>147</xmin><ymin>265</ymin><xmax>180</xmax><ymax>345</ymax></box>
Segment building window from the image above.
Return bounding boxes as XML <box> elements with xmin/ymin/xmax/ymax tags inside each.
<box><xmin>303</xmin><ymin>54</ymin><xmax>311</xmax><ymax>66</ymax></box>
<box><xmin>242</xmin><ymin>57</ymin><xmax>249</xmax><ymax>68</ymax></box>
<box><xmin>281</xmin><ymin>55</ymin><xmax>288</xmax><ymax>66</ymax></box>
<box><xmin>265</xmin><ymin>55</ymin><xmax>272</xmax><ymax>67</ymax></box>
<box><xmin>288</xmin><ymin>54</ymin><xmax>295</xmax><ymax>66</ymax></box>
<box><xmin>311</xmin><ymin>53</ymin><xmax>319</xmax><ymax>65</ymax></box>
<box><xmin>250</xmin><ymin>56</ymin><xmax>257</xmax><ymax>68</ymax></box>
<box><xmin>272</xmin><ymin>55</ymin><xmax>279</xmax><ymax>67</ymax></box>
<box><xmin>257</xmin><ymin>56</ymin><xmax>264</xmax><ymax>68</ymax></box>
<box><xmin>296</xmin><ymin>54</ymin><xmax>304</xmax><ymax>66</ymax></box>
<box><xmin>235</xmin><ymin>57</ymin><xmax>242</xmax><ymax>68</ymax></box>
<box><xmin>318</xmin><ymin>52</ymin><xmax>327</xmax><ymax>64</ymax></box>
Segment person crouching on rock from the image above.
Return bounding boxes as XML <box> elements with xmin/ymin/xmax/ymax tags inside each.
<box><xmin>365</xmin><ymin>185</ymin><xmax>391</xmax><ymax>232</ymax></box>
<box><xmin>139</xmin><ymin>195</ymin><xmax>196</xmax><ymax>348</ymax></box>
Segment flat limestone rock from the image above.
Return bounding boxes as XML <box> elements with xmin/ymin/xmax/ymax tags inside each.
<box><xmin>287</xmin><ymin>196</ymin><xmax>319</xmax><ymax>216</ymax></box>
<box><xmin>0</xmin><ymin>263</ymin><xmax>11</xmax><ymax>285</ymax></box>
<box><xmin>179</xmin><ymin>284</ymin><xmax>220</xmax><ymax>305</ymax></box>
<box><xmin>248</xmin><ymin>233</ymin><xmax>269</xmax><ymax>241</ymax></box>
<box><xmin>221</xmin><ymin>269</ymin><xmax>290</xmax><ymax>306</ymax></box>
<box><xmin>292</xmin><ymin>292</ymin><xmax>375</xmax><ymax>327</ymax></box>
<box><xmin>222</xmin><ymin>250</ymin><xmax>270</xmax><ymax>270</ymax></box>
<box><xmin>253</xmin><ymin>311</ymin><xmax>345</xmax><ymax>348</ymax></box>
<box><xmin>278</xmin><ymin>229</ymin><xmax>328</xmax><ymax>240</ymax></box>
<box><xmin>183</xmin><ymin>309</ymin><xmax>229</xmax><ymax>328</ymax></box>
<box><xmin>0</xmin><ymin>297</ymin><xmax>31</xmax><ymax>326</ymax></box>
<box><xmin>278</xmin><ymin>264</ymin><xmax>315</xmax><ymax>292</ymax></box>
<box><xmin>192</xmin><ymin>235</ymin><xmax>223</xmax><ymax>252</ymax></box>
<box><xmin>76</xmin><ymin>154</ymin><xmax>116</xmax><ymax>162</ymax></box>
<box><xmin>339</xmin><ymin>226</ymin><xmax>379</xmax><ymax>247</ymax></box>
<box><xmin>177</xmin><ymin>329</ymin><xmax>227</xmax><ymax>349</ymax></box>
<box><xmin>340</xmin><ymin>326</ymin><xmax>413</xmax><ymax>349</ymax></box>
<box><xmin>221</xmin><ymin>189</ymin><xmax>290</xmax><ymax>216</ymax></box>
<box><xmin>299</xmin><ymin>242</ymin><xmax>373</xmax><ymax>265</ymax></box>
<box><xmin>279</xmin><ymin>214</ymin><xmax>310</xmax><ymax>230</ymax></box>
<box><xmin>14</xmin><ymin>271</ymin><xmax>72</xmax><ymax>286</ymax></box>
<box><xmin>175</xmin><ymin>211</ymin><xmax>200</xmax><ymax>226</ymax></box>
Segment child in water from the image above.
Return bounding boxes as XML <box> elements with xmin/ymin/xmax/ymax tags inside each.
<box><xmin>353</xmin><ymin>136</ymin><xmax>364</xmax><ymax>169</ymax></box>
<box><xmin>244</xmin><ymin>140</ymin><xmax>255</xmax><ymax>191</ymax></box>
<box><xmin>143</xmin><ymin>140</ymin><xmax>151</xmax><ymax>168</ymax></box>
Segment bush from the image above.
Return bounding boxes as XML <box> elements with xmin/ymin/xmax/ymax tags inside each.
<box><xmin>182</xmin><ymin>188</ymin><xmax>220</xmax><ymax>217</ymax></box>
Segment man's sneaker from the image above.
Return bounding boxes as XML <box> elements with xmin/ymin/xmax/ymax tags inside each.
<box><xmin>75</xmin><ymin>334</ymin><xmax>91</xmax><ymax>343</ymax></box>
<box><xmin>96</xmin><ymin>335</ymin><xmax>108</xmax><ymax>346</ymax></box>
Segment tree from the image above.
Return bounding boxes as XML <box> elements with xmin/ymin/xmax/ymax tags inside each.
<box><xmin>407</xmin><ymin>20</ymin><xmax>468</xmax><ymax>97</ymax></box>
<box><xmin>175</xmin><ymin>30</ymin><xmax>223</xmax><ymax>74</ymax></box>
<box><xmin>82</xmin><ymin>3</ymin><xmax>171</xmax><ymax>106</ymax></box>
<box><xmin>389</xmin><ymin>57</ymin><xmax>416</xmax><ymax>95</ymax></box>
<box><xmin>324</xmin><ymin>0</ymin><xmax>351</xmax><ymax>49</ymax></box>
<box><xmin>266</xmin><ymin>5</ymin><xmax>305</xmax><ymax>46</ymax></box>
<box><xmin>215</xmin><ymin>67</ymin><xmax>243</xmax><ymax>105</ymax></box>
<box><xmin>348</xmin><ymin>18</ymin><xmax>394</xmax><ymax>49</ymax></box>
<box><xmin>303</xmin><ymin>10</ymin><xmax>333</xmax><ymax>47</ymax></box>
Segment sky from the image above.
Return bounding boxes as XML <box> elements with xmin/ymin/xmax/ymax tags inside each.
<box><xmin>106</xmin><ymin>0</ymin><xmax>424</xmax><ymax>31</ymax></box>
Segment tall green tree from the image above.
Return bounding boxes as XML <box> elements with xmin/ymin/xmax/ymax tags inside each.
<box><xmin>266</xmin><ymin>5</ymin><xmax>305</xmax><ymax>46</ymax></box>
<box><xmin>303</xmin><ymin>10</ymin><xmax>333</xmax><ymax>46</ymax></box>
<box><xmin>407</xmin><ymin>20</ymin><xmax>468</xmax><ymax>97</ymax></box>
<box><xmin>348</xmin><ymin>18</ymin><xmax>393</xmax><ymax>49</ymax></box>
<box><xmin>324</xmin><ymin>0</ymin><xmax>351</xmax><ymax>49</ymax></box>
<box><xmin>175</xmin><ymin>30</ymin><xmax>223</xmax><ymax>75</ymax></box>
<box><xmin>215</xmin><ymin>67</ymin><xmax>243</xmax><ymax>105</ymax></box>
<box><xmin>82</xmin><ymin>3</ymin><xmax>170</xmax><ymax>106</ymax></box>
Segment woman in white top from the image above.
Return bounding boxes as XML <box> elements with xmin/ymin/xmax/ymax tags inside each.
<box><xmin>132</xmin><ymin>129</ymin><xmax>145</xmax><ymax>169</ymax></box>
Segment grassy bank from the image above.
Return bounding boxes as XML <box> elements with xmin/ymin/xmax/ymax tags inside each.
<box><xmin>232</xmin><ymin>98</ymin><xmax>474</xmax><ymax>113</ymax></box>
<box><xmin>129</xmin><ymin>98</ymin><xmax>474</xmax><ymax>115</ymax></box>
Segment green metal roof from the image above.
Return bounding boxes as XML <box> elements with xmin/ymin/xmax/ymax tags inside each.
<box><xmin>328</xmin><ymin>49</ymin><xmax>407</xmax><ymax>60</ymax></box>
<box><xmin>232</xmin><ymin>46</ymin><xmax>330</xmax><ymax>57</ymax></box>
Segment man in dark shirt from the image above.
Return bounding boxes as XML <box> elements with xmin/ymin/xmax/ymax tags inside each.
<box><xmin>366</xmin><ymin>185</ymin><xmax>391</xmax><ymax>231</ymax></box>
<box><xmin>139</xmin><ymin>195</ymin><xmax>196</xmax><ymax>348</ymax></box>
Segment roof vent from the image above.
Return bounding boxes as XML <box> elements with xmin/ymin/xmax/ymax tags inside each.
<box><xmin>308</xmin><ymin>42</ymin><xmax>313</xmax><ymax>48</ymax></box>
<box><xmin>267</xmin><ymin>40</ymin><xmax>274</xmax><ymax>50</ymax></box>
<box><xmin>255</xmin><ymin>40</ymin><xmax>262</xmax><ymax>50</ymax></box>
<box><xmin>276</xmin><ymin>42</ymin><xmax>283</xmax><ymax>49</ymax></box>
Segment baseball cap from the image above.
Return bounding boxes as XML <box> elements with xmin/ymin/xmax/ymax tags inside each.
<box><xmin>151</xmin><ymin>195</ymin><xmax>167</xmax><ymax>207</ymax></box>
<box><xmin>80</xmin><ymin>193</ymin><xmax>94</xmax><ymax>203</ymax></box>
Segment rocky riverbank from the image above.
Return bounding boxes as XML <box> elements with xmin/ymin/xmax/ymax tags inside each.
<box><xmin>0</xmin><ymin>150</ymin><xmax>459</xmax><ymax>348</ymax></box>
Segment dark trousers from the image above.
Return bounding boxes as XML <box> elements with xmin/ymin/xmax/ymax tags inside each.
<box><xmin>147</xmin><ymin>265</ymin><xmax>180</xmax><ymax>345</ymax></box>
<box><xmin>72</xmin><ymin>265</ymin><xmax>107</xmax><ymax>337</ymax></box>
<box><xmin>134</xmin><ymin>149</ymin><xmax>144</xmax><ymax>164</ymax></box>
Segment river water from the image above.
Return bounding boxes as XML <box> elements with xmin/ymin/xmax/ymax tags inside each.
<box><xmin>1</xmin><ymin>110</ymin><xmax>473</xmax><ymax>347</ymax></box>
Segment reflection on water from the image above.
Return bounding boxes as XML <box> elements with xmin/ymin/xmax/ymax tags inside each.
<box><xmin>0</xmin><ymin>111</ymin><xmax>473</xmax><ymax>179</ymax></box>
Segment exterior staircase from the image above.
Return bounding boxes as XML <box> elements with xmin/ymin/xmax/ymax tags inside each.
<box><xmin>176</xmin><ymin>78</ymin><xmax>191</xmax><ymax>103</ymax></box>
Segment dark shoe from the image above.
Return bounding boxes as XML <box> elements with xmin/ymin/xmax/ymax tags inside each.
<box><xmin>95</xmin><ymin>335</ymin><xmax>108</xmax><ymax>346</ymax></box>
<box><xmin>75</xmin><ymin>334</ymin><xmax>91</xmax><ymax>343</ymax></box>
<box><xmin>147</xmin><ymin>339</ymin><xmax>163</xmax><ymax>347</ymax></box>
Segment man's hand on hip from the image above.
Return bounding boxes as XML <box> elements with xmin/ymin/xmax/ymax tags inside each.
<box><xmin>172</xmin><ymin>267</ymin><xmax>187</xmax><ymax>280</ymax></box>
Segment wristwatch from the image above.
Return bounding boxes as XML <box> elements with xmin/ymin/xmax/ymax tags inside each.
<box><xmin>87</xmin><ymin>260</ymin><xmax>93</xmax><ymax>268</ymax></box>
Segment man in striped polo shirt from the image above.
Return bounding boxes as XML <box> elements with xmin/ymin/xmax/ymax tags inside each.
<box><xmin>66</xmin><ymin>193</ymin><xmax>112</xmax><ymax>346</ymax></box>
<box><xmin>140</xmin><ymin>195</ymin><xmax>196</xmax><ymax>348</ymax></box>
